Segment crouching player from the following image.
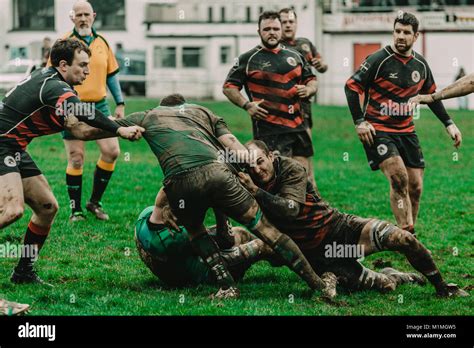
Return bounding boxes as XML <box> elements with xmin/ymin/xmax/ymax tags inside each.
<box><xmin>239</xmin><ymin>141</ymin><xmax>469</xmax><ymax>298</ymax></box>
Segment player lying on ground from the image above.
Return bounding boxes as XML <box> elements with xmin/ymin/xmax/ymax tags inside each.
<box><xmin>0</xmin><ymin>38</ymin><xmax>144</xmax><ymax>286</ymax></box>
<box><xmin>109</xmin><ymin>93</ymin><xmax>328</xmax><ymax>299</ymax></box>
<box><xmin>408</xmin><ymin>70</ymin><xmax>474</xmax><ymax>106</ymax></box>
<box><xmin>0</xmin><ymin>298</ymin><xmax>30</xmax><ymax>316</ymax></box>
<box><xmin>344</xmin><ymin>12</ymin><xmax>462</xmax><ymax>235</ymax></box>
<box><xmin>135</xmin><ymin>202</ymin><xmax>272</xmax><ymax>288</ymax></box>
<box><xmin>238</xmin><ymin>140</ymin><xmax>469</xmax><ymax>298</ymax></box>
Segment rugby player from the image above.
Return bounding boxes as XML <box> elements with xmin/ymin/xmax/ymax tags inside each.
<box><xmin>58</xmin><ymin>0</ymin><xmax>126</xmax><ymax>222</ymax></box>
<box><xmin>344</xmin><ymin>12</ymin><xmax>462</xmax><ymax>234</ymax></box>
<box><xmin>0</xmin><ymin>38</ymin><xmax>143</xmax><ymax>285</ymax></box>
<box><xmin>238</xmin><ymin>140</ymin><xmax>468</xmax><ymax>298</ymax></box>
<box><xmin>134</xmin><ymin>203</ymin><xmax>271</xmax><ymax>289</ymax></box>
<box><xmin>223</xmin><ymin>11</ymin><xmax>317</xmax><ymax>178</ymax></box>
<box><xmin>115</xmin><ymin>93</ymin><xmax>328</xmax><ymax>299</ymax></box>
<box><xmin>279</xmin><ymin>7</ymin><xmax>328</xmax><ymax>188</ymax></box>
<box><xmin>135</xmin><ymin>197</ymin><xmax>337</xmax><ymax>299</ymax></box>
<box><xmin>409</xmin><ymin>70</ymin><xmax>474</xmax><ymax>106</ymax></box>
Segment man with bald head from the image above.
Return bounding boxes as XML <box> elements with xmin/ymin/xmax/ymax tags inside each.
<box><xmin>54</xmin><ymin>1</ymin><xmax>126</xmax><ymax>222</ymax></box>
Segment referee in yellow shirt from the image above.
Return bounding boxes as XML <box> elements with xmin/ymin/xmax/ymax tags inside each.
<box><xmin>60</xmin><ymin>0</ymin><xmax>125</xmax><ymax>221</ymax></box>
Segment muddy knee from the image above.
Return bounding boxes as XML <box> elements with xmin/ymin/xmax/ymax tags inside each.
<box><xmin>409</xmin><ymin>182</ymin><xmax>423</xmax><ymax>202</ymax></box>
<box><xmin>68</xmin><ymin>150</ymin><xmax>85</xmax><ymax>169</ymax></box>
<box><xmin>390</xmin><ymin>171</ymin><xmax>409</xmax><ymax>195</ymax></box>
<box><xmin>388</xmin><ymin>229</ymin><xmax>420</xmax><ymax>252</ymax></box>
<box><xmin>37</xmin><ymin>199</ymin><xmax>59</xmax><ymax>222</ymax></box>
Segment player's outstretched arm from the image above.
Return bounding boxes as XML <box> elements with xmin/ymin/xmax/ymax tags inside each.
<box><xmin>409</xmin><ymin>72</ymin><xmax>474</xmax><ymax>106</ymax></box>
<box><xmin>64</xmin><ymin>114</ymin><xmax>144</xmax><ymax>141</ymax></box>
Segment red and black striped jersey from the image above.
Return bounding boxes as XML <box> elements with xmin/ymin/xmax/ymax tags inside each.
<box><xmin>223</xmin><ymin>45</ymin><xmax>316</xmax><ymax>137</ymax></box>
<box><xmin>259</xmin><ymin>156</ymin><xmax>337</xmax><ymax>251</ymax></box>
<box><xmin>346</xmin><ymin>45</ymin><xmax>437</xmax><ymax>134</ymax></box>
<box><xmin>0</xmin><ymin>67</ymin><xmax>80</xmax><ymax>149</ymax></box>
<box><xmin>281</xmin><ymin>37</ymin><xmax>321</xmax><ymax>119</ymax></box>
<box><xmin>282</xmin><ymin>37</ymin><xmax>321</xmax><ymax>65</ymax></box>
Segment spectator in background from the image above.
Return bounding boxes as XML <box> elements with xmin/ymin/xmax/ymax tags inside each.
<box><xmin>41</xmin><ymin>37</ymin><xmax>52</xmax><ymax>67</ymax></box>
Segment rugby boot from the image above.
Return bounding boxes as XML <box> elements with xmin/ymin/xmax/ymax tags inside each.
<box><xmin>86</xmin><ymin>201</ymin><xmax>109</xmax><ymax>221</ymax></box>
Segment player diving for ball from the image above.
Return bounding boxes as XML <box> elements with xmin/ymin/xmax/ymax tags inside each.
<box><xmin>237</xmin><ymin>140</ymin><xmax>469</xmax><ymax>298</ymax></box>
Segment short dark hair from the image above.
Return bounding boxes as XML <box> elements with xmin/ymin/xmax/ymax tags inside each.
<box><xmin>394</xmin><ymin>12</ymin><xmax>419</xmax><ymax>33</ymax></box>
<box><xmin>278</xmin><ymin>8</ymin><xmax>297</xmax><ymax>19</ymax></box>
<box><xmin>160</xmin><ymin>93</ymin><xmax>186</xmax><ymax>107</ymax></box>
<box><xmin>245</xmin><ymin>139</ymin><xmax>271</xmax><ymax>156</ymax></box>
<box><xmin>258</xmin><ymin>11</ymin><xmax>280</xmax><ymax>28</ymax></box>
<box><xmin>50</xmin><ymin>38</ymin><xmax>91</xmax><ymax>67</ymax></box>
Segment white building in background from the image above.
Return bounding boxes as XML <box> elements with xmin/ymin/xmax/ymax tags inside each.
<box><xmin>320</xmin><ymin>6</ymin><xmax>474</xmax><ymax>109</ymax></box>
<box><xmin>0</xmin><ymin>0</ymin><xmax>473</xmax><ymax>109</ymax></box>
<box><xmin>143</xmin><ymin>0</ymin><xmax>316</xmax><ymax>99</ymax></box>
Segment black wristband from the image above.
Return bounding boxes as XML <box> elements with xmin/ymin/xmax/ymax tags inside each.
<box><xmin>242</xmin><ymin>101</ymin><xmax>250</xmax><ymax>110</ymax></box>
<box><xmin>116</xmin><ymin>102</ymin><xmax>125</xmax><ymax>106</ymax></box>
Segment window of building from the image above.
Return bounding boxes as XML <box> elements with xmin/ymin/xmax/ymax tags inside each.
<box><xmin>245</xmin><ymin>6</ymin><xmax>251</xmax><ymax>22</ymax></box>
<box><xmin>154</xmin><ymin>46</ymin><xmax>176</xmax><ymax>68</ymax></box>
<box><xmin>182</xmin><ymin>47</ymin><xmax>203</xmax><ymax>68</ymax></box>
<box><xmin>220</xmin><ymin>46</ymin><xmax>231</xmax><ymax>64</ymax></box>
<box><xmin>221</xmin><ymin>7</ymin><xmax>226</xmax><ymax>22</ymax></box>
<box><xmin>13</xmin><ymin>0</ymin><xmax>54</xmax><ymax>30</ymax></box>
<box><xmin>89</xmin><ymin>0</ymin><xmax>126</xmax><ymax>30</ymax></box>
<box><xmin>208</xmin><ymin>6</ymin><xmax>213</xmax><ymax>22</ymax></box>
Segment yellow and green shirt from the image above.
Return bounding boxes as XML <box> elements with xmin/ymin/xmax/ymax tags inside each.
<box><xmin>61</xmin><ymin>28</ymin><xmax>119</xmax><ymax>102</ymax></box>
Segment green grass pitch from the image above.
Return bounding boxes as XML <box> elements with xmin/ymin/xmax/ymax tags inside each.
<box><xmin>0</xmin><ymin>98</ymin><xmax>472</xmax><ymax>315</ymax></box>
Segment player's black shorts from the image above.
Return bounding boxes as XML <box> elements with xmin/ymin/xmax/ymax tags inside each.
<box><xmin>363</xmin><ymin>132</ymin><xmax>425</xmax><ymax>171</ymax></box>
<box><xmin>256</xmin><ymin>130</ymin><xmax>314</xmax><ymax>158</ymax></box>
<box><xmin>304</xmin><ymin>212</ymin><xmax>371</xmax><ymax>285</ymax></box>
<box><xmin>163</xmin><ymin>162</ymin><xmax>255</xmax><ymax>227</ymax></box>
<box><xmin>0</xmin><ymin>145</ymin><xmax>42</xmax><ymax>178</ymax></box>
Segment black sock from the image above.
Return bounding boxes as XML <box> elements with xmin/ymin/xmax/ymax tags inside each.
<box><xmin>427</xmin><ymin>271</ymin><xmax>445</xmax><ymax>289</ymax></box>
<box><xmin>17</xmin><ymin>223</ymin><xmax>48</xmax><ymax>271</ymax></box>
<box><xmin>66</xmin><ymin>172</ymin><xmax>83</xmax><ymax>213</ymax></box>
<box><xmin>90</xmin><ymin>165</ymin><xmax>114</xmax><ymax>203</ymax></box>
<box><xmin>191</xmin><ymin>233</ymin><xmax>235</xmax><ymax>288</ymax></box>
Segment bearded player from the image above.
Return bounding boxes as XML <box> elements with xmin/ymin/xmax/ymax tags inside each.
<box><xmin>345</xmin><ymin>12</ymin><xmax>462</xmax><ymax>235</ymax></box>
<box><xmin>238</xmin><ymin>140</ymin><xmax>468</xmax><ymax>298</ymax></box>
<box><xmin>113</xmin><ymin>94</ymin><xmax>328</xmax><ymax>299</ymax></box>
